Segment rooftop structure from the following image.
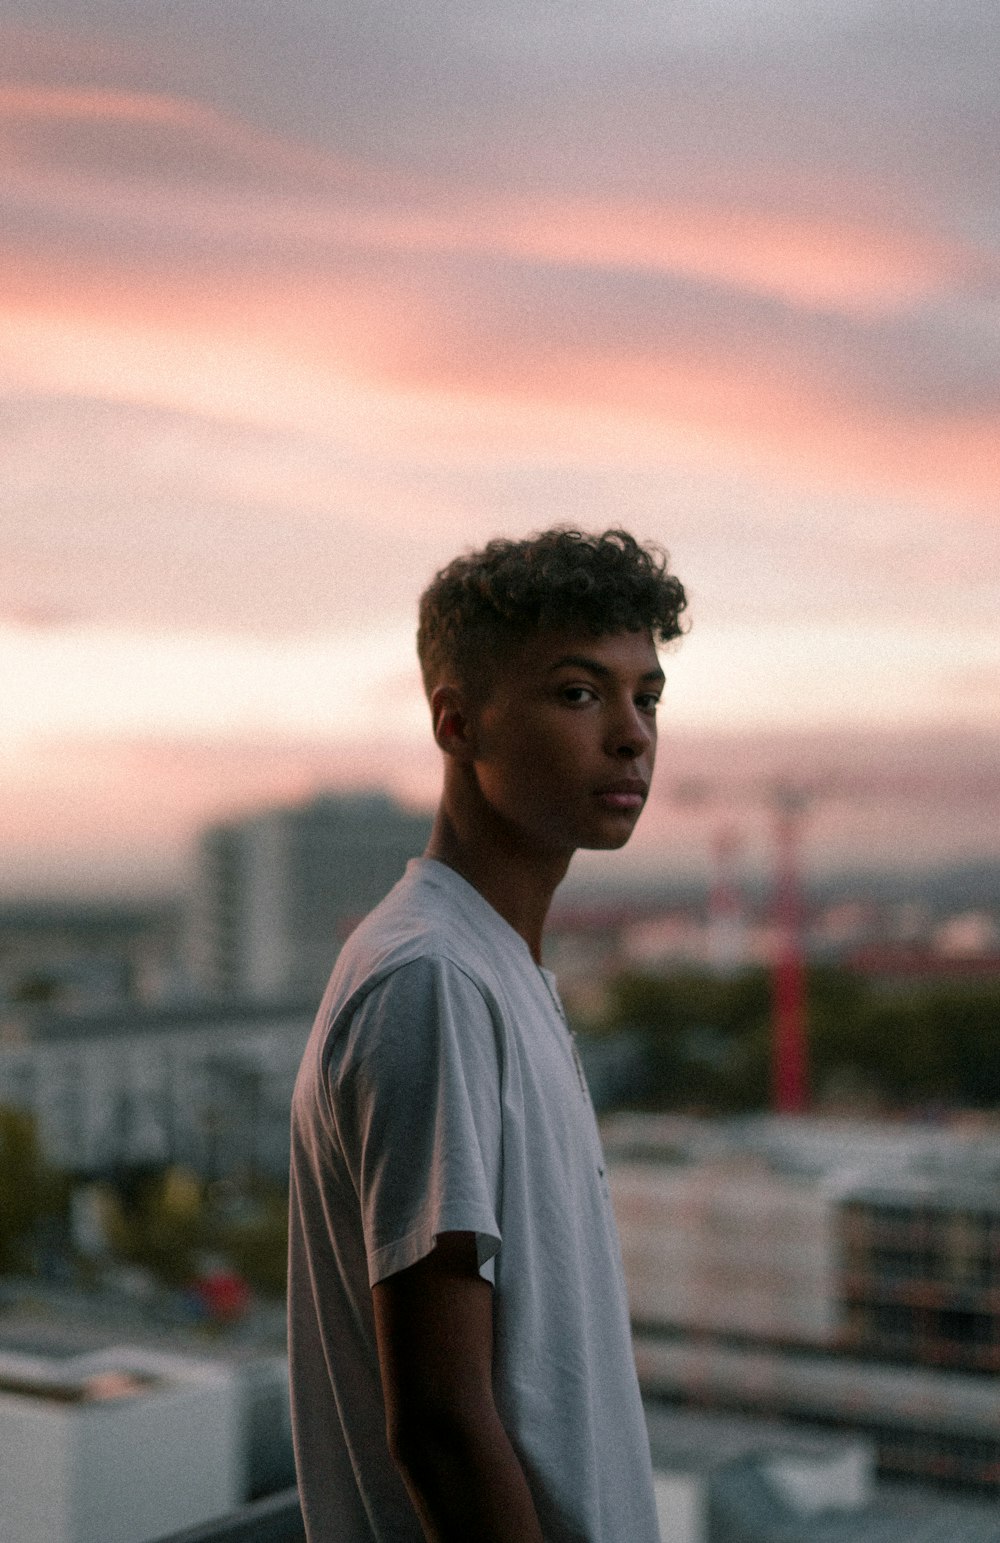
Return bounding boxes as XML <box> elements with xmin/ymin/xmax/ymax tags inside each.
<box><xmin>157</xmin><ymin>1404</ymin><xmax>1000</xmax><ymax>1543</ymax></box>
<box><xmin>155</xmin><ymin>1488</ymin><xmax>303</xmax><ymax>1543</ymax></box>
<box><xmin>637</xmin><ymin>1336</ymin><xmax>1000</xmax><ymax>1496</ymax></box>
<box><xmin>0</xmin><ymin>1297</ymin><xmax>294</xmax><ymax>1500</ymax></box>
<box><xmin>644</xmin><ymin>1405</ymin><xmax>1000</xmax><ymax>1542</ymax></box>
<box><xmin>0</xmin><ymin>1344</ymin><xmax>239</xmax><ymax>1543</ymax></box>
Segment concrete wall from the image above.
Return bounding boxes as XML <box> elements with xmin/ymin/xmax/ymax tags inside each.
<box><xmin>71</xmin><ymin>1378</ymin><xmax>240</xmax><ymax>1543</ymax></box>
<box><xmin>0</xmin><ymin>1392</ymin><xmax>74</xmax><ymax>1543</ymax></box>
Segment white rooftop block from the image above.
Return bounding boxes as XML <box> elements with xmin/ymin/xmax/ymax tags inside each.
<box><xmin>653</xmin><ymin>1470</ymin><xmax>704</xmax><ymax>1543</ymax></box>
<box><xmin>0</xmin><ymin>1346</ymin><xmax>240</xmax><ymax>1543</ymax></box>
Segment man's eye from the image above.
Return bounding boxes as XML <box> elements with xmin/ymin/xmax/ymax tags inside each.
<box><xmin>637</xmin><ymin>694</ymin><xmax>661</xmax><ymax>713</ymax></box>
<box><xmin>561</xmin><ymin>685</ymin><xmax>597</xmax><ymax>705</ymax></box>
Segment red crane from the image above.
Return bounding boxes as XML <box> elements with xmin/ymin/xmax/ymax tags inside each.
<box><xmin>686</xmin><ymin>778</ymin><xmax>813</xmax><ymax>1113</ymax></box>
<box><xmin>769</xmin><ymin>784</ymin><xmax>810</xmax><ymax>1114</ymax></box>
<box><xmin>671</xmin><ymin>764</ymin><xmax>1000</xmax><ymax>1117</ymax></box>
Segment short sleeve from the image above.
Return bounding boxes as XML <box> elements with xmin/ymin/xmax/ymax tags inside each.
<box><xmin>330</xmin><ymin>956</ymin><xmax>503</xmax><ymax>1287</ymax></box>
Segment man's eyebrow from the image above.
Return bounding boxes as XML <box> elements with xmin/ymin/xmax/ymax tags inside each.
<box><xmin>548</xmin><ymin>654</ymin><xmax>666</xmax><ymax>685</ymax></box>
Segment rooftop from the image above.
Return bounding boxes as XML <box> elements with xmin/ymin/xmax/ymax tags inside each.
<box><xmin>155</xmin><ymin>1489</ymin><xmax>303</xmax><ymax>1543</ymax></box>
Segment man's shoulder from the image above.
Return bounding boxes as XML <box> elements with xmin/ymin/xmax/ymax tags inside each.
<box><xmin>318</xmin><ymin>859</ymin><xmax>514</xmax><ymax>1034</ymax></box>
<box><xmin>294</xmin><ymin>864</ymin><xmax>508</xmax><ymax>1106</ymax></box>
<box><xmin>335</xmin><ymin>862</ymin><xmax>476</xmax><ymax>982</ymax></box>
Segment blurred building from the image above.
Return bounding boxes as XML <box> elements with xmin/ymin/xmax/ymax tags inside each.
<box><xmin>612</xmin><ymin>1152</ymin><xmax>841</xmax><ymax>1345</ymax></box>
<box><xmin>187</xmin><ymin>791</ymin><xmax>432</xmax><ymax>1000</ymax></box>
<box><xmin>5</xmin><ymin>1270</ymin><xmax>1000</xmax><ymax>1543</ymax></box>
<box><xmin>0</xmin><ymin>999</ymin><xmax>313</xmax><ymax>1179</ymax></box>
<box><xmin>607</xmin><ymin>1113</ymin><xmax>1000</xmax><ymax>1496</ymax></box>
<box><xmin>841</xmin><ymin>1179</ymin><xmax>1000</xmax><ymax>1375</ymax></box>
<box><xmin>644</xmin><ymin>1404</ymin><xmax>1000</xmax><ymax>1543</ymax></box>
<box><xmin>0</xmin><ymin>900</ymin><xmax>181</xmax><ymax>1013</ymax></box>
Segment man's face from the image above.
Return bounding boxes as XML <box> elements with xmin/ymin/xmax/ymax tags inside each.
<box><xmin>466</xmin><ymin>628</ymin><xmax>664</xmax><ymax>858</ymax></box>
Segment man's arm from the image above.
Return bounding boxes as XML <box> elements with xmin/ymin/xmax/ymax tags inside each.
<box><xmin>372</xmin><ymin>1231</ymin><xmax>544</xmax><ymax>1543</ymax></box>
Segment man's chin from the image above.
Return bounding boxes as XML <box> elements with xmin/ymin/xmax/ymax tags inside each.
<box><xmin>579</xmin><ymin>827</ymin><xmax>638</xmax><ymax>852</ymax></box>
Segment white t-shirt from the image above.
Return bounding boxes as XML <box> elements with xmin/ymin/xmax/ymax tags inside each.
<box><xmin>288</xmin><ymin>858</ymin><xmax>659</xmax><ymax>1543</ymax></box>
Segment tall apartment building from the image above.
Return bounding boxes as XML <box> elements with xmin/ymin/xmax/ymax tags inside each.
<box><xmin>188</xmin><ymin>791</ymin><xmax>432</xmax><ymax>1000</ymax></box>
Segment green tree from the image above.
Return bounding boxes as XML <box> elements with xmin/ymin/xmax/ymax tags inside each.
<box><xmin>104</xmin><ymin>1165</ymin><xmax>207</xmax><ymax>1286</ymax></box>
<box><xmin>218</xmin><ymin>1180</ymin><xmax>289</xmax><ymax>1298</ymax></box>
<box><xmin>598</xmin><ymin>968</ymin><xmax>772</xmax><ymax>1111</ymax></box>
<box><xmin>595</xmin><ymin>965</ymin><xmax>1000</xmax><ymax>1115</ymax></box>
<box><xmin>809</xmin><ymin>975</ymin><xmax>1000</xmax><ymax>1110</ymax></box>
<box><xmin>0</xmin><ymin>1106</ymin><xmax>66</xmax><ymax>1273</ymax></box>
<box><xmin>102</xmin><ymin>1166</ymin><xmax>290</xmax><ymax>1297</ymax></box>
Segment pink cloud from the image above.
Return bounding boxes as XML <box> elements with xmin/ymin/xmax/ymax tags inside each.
<box><xmin>0</xmin><ymin>76</ymin><xmax>994</xmax><ymax>517</ymax></box>
<box><xmin>0</xmin><ymin>82</ymin><xmax>375</xmax><ymax>191</ymax></box>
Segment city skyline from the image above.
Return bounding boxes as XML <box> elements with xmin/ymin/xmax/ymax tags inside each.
<box><xmin>2</xmin><ymin>1</ymin><xmax>998</xmax><ymax>894</ymax></box>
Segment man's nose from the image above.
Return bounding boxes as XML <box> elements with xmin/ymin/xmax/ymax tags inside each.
<box><xmin>607</xmin><ymin>702</ymin><xmax>654</xmax><ymax>758</ymax></box>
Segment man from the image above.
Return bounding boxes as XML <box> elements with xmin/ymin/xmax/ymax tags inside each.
<box><xmin>288</xmin><ymin>527</ymin><xmax>687</xmax><ymax>1541</ymax></box>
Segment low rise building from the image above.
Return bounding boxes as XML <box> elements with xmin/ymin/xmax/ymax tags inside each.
<box><xmin>0</xmin><ymin>899</ymin><xmax>180</xmax><ymax>1012</ymax></box>
<box><xmin>0</xmin><ymin>1345</ymin><xmax>240</xmax><ymax>1543</ymax></box>
<box><xmin>607</xmin><ymin>1113</ymin><xmax>1000</xmax><ymax>1496</ymax></box>
<box><xmin>612</xmin><ymin>1156</ymin><xmax>841</xmax><ymax>1345</ymax></box>
<box><xmin>841</xmin><ymin>1178</ymin><xmax>1000</xmax><ymax>1375</ymax></box>
<box><xmin>0</xmin><ymin>998</ymin><xmax>312</xmax><ymax>1178</ymax></box>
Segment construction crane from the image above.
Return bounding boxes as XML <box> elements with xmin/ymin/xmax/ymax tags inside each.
<box><xmin>672</xmin><ymin>756</ymin><xmax>1000</xmax><ymax>1110</ymax></box>
<box><xmin>669</xmin><ymin>763</ymin><xmax>1000</xmax><ymax>1117</ymax></box>
<box><xmin>675</xmin><ymin>776</ymin><xmax>814</xmax><ymax>1113</ymax></box>
<box><xmin>768</xmin><ymin>783</ymin><xmax>810</xmax><ymax>1114</ymax></box>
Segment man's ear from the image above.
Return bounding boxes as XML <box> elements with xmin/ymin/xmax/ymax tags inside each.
<box><xmin>430</xmin><ymin>684</ymin><xmax>476</xmax><ymax>759</ymax></box>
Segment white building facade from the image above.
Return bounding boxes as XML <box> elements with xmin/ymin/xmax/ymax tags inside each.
<box><xmin>0</xmin><ymin>1002</ymin><xmax>312</xmax><ymax>1178</ymax></box>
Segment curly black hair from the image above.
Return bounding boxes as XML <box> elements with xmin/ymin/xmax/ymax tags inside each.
<box><xmin>417</xmin><ymin>527</ymin><xmax>688</xmax><ymax>697</ymax></box>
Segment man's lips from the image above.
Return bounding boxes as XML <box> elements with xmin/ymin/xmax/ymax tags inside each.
<box><xmin>593</xmin><ymin>780</ymin><xmax>648</xmax><ymax>810</ymax></box>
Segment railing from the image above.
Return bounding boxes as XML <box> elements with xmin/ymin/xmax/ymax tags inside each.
<box><xmin>155</xmin><ymin>1487</ymin><xmax>304</xmax><ymax>1543</ymax></box>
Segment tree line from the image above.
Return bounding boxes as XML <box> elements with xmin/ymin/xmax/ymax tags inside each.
<box><xmin>588</xmin><ymin>966</ymin><xmax>1000</xmax><ymax>1113</ymax></box>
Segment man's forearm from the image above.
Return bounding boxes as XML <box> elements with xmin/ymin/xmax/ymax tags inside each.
<box><xmin>391</xmin><ymin>1401</ymin><xmax>545</xmax><ymax>1543</ymax></box>
<box><xmin>374</xmin><ymin>1234</ymin><xmax>542</xmax><ymax>1541</ymax></box>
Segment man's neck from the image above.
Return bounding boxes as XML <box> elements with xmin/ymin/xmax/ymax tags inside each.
<box><xmin>425</xmin><ymin>804</ymin><xmax>570</xmax><ymax>965</ymax></box>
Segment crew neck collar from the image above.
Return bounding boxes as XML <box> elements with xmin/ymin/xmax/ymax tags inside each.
<box><xmin>410</xmin><ymin>856</ymin><xmax>557</xmax><ymax>981</ymax></box>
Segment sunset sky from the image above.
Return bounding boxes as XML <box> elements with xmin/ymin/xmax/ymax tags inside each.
<box><xmin>2</xmin><ymin>0</ymin><xmax>999</xmax><ymax>895</ymax></box>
